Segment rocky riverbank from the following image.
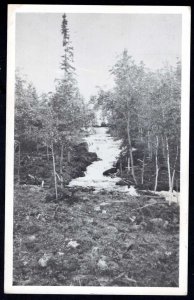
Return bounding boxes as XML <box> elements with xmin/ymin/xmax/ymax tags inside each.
<box><xmin>15</xmin><ymin>141</ymin><xmax>98</xmax><ymax>187</ymax></box>
<box><xmin>13</xmin><ymin>185</ymin><xmax>179</xmax><ymax>287</ymax></box>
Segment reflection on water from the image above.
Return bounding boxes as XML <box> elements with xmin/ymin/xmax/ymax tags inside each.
<box><xmin>69</xmin><ymin>127</ymin><xmax>137</xmax><ymax>194</ymax></box>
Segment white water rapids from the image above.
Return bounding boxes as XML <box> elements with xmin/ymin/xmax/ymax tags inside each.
<box><xmin>69</xmin><ymin>127</ymin><xmax>138</xmax><ymax>195</ymax></box>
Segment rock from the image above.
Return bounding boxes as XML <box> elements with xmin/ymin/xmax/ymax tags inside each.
<box><xmin>128</xmin><ymin>186</ymin><xmax>139</xmax><ymax>196</ymax></box>
<box><xmin>91</xmin><ymin>246</ymin><xmax>100</xmax><ymax>257</ymax></box>
<box><xmin>57</xmin><ymin>251</ymin><xmax>65</xmax><ymax>256</ymax></box>
<box><xmin>150</xmin><ymin>218</ymin><xmax>163</xmax><ymax>226</ymax></box>
<box><xmin>82</xmin><ymin>196</ymin><xmax>90</xmax><ymax>201</ymax></box>
<box><xmin>97</xmin><ymin>258</ymin><xmax>108</xmax><ymax>270</ymax></box>
<box><xmin>27</xmin><ymin>235</ymin><xmax>36</xmax><ymax>242</ymax></box>
<box><xmin>129</xmin><ymin>215</ymin><xmax>136</xmax><ymax>223</ymax></box>
<box><xmin>86</xmin><ymin>217</ymin><xmax>94</xmax><ymax>224</ymax></box>
<box><xmin>103</xmin><ymin>167</ymin><xmax>117</xmax><ymax>176</ymax></box>
<box><xmin>107</xmin><ymin>225</ymin><xmax>118</xmax><ymax>234</ymax></box>
<box><xmin>94</xmin><ymin>206</ymin><xmax>101</xmax><ymax>212</ymax></box>
<box><xmin>116</xmin><ymin>180</ymin><xmax>127</xmax><ymax>186</ymax></box>
<box><xmin>165</xmin><ymin>251</ymin><xmax>172</xmax><ymax>257</ymax></box>
<box><xmin>38</xmin><ymin>253</ymin><xmax>53</xmax><ymax>268</ymax></box>
<box><xmin>130</xmin><ymin>224</ymin><xmax>142</xmax><ymax>231</ymax></box>
<box><xmin>163</xmin><ymin>220</ymin><xmax>169</xmax><ymax>229</ymax></box>
<box><xmin>67</xmin><ymin>240</ymin><xmax>80</xmax><ymax>248</ymax></box>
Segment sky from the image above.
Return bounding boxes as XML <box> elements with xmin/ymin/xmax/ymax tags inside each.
<box><xmin>15</xmin><ymin>13</ymin><xmax>182</xmax><ymax>101</ymax></box>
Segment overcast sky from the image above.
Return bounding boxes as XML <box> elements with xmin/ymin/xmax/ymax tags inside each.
<box><xmin>16</xmin><ymin>13</ymin><xmax>182</xmax><ymax>101</ymax></box>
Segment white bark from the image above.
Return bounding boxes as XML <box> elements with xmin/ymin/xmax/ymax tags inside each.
<box><xmin>127</xmin><ymin>156</ymin><xmax>131</xmax><ymax>173</ymax></box>
<box><xmin>154</xmin><ymin>136</ymin><xmax>159</xmax><ymax>191</ymax></box>
<box><xmin>127</xmin><ymin>118</ymin><xmax>137</xmax><ymax>185</ymax></box>
<box><xmin>18</xmin><ymin>143</ymin><xmax>20</xmax><ymax>184</ymax></box>
<box><xmin>166</xmin><ymin>136</ymin><xmax>172</xmax><ymax>193</ymax></box>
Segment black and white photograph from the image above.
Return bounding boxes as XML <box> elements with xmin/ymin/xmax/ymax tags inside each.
<box><xmin>5</xmin><ymin>5</ymin><xmax>190</xmax><ymax>295</ymax></box>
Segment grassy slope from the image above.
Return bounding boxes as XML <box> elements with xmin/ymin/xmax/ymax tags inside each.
<box><xmin>13</xmin><ymin>185</ymin><xmax>179</xmax><ymax>287</ymax></box>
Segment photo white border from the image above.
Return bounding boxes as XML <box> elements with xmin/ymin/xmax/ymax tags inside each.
<box><xmin>5</xmin><ymin>5</ymin><xmax>191</xmax><ymax>295</ymax></box>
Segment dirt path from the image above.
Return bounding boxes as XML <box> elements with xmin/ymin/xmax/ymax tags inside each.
<box><xmin>13</xmin><ymin>185</ymin><xmax>179</xmax><ymax>287</ymax></box>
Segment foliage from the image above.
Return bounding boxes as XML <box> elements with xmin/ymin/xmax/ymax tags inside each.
<box><xmin>14</xmin><ymin>14</ymin><xmax>94</xmax><ymax>196</ymax></box>
<box><xmin>91</xmin><ymin>50</ymin><xmax>181</xmax><ymax>191</ymax></box>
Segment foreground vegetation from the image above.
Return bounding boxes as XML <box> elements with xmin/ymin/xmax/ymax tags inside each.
<box><xmin>13</xmin><ymin>185</ymin><xmax>179</xmax><ymax>287</ymax></box>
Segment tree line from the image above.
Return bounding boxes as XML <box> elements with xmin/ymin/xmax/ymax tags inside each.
<box><xmin>91</xmin><ymin>49</ymin><xmax>181</xmax><ymax>192</ymax></box>
<box><xmin>14</xmin><ymin>14</ymin><xmax>95</xmax><ymax>199</ymax></box>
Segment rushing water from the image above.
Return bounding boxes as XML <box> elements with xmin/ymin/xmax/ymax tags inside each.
<box><xmin>69</xmin><ymin>127</ymin><xmax>138</xmax><ymax>195</ymax></box>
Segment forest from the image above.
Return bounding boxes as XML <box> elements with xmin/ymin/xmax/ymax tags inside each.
<box><xmin>13</xmin><ymin>14</ymin><xmax>180</xmax><ymax>287</ymax></box>
<box><xmin>91</xmin><ymin>50</ymin><xmax>181</xmax><ymax>195</ymax></box>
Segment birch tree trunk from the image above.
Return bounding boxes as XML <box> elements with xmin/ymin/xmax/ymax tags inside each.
<box><xmin>166</xmin><ymin>136</ymin><xmax>172</xmax><ymax>192</ymax></box>
<box><xmin>147</xmin><ymin>130</ymin><xmax>152</xmax><ymax>159</ymax></box>
<box><xmin>154</xmin><ymin>136</ymin><xmax>159</xmax><ymax>191</ymax></box>
<box><xmin>140</xmin><ymin>127</ymin><xmax>143</xmax><ymax>142</ymax></box>
<box><xmin>127</xmin><ymin>156</ymin><xmax>131</xmax><ymax>173</ymax></box>
<box><xmin>171</xmin><ymin>145</ymin><xmax>179</xmax><ymax>192</ymax></box>
<box><xmin>126</xmin><ymin>117</ymin><xmax>137</xmax><ymax>185</ymax></box>
<box><xmin>18</xmin><ymin>143</ymin><xmax>20</xmax><ymax>184</ymax></box>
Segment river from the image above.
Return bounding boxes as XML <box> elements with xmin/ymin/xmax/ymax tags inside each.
<box><xmin>69</xmin><ymin>127</ymin><xmax>138</xmax><ymax>195</ymax></box>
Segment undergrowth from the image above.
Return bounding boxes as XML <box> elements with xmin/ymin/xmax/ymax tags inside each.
<box><xmin>13</xmin><ymin>185</ymin><xmax>179</xmax><ymax>287</ymax></box>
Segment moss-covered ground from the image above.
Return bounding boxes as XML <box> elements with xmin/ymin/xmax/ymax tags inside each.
<box><xmin>13</xmin><ymin>185</ymin><xmax>179</xmax><ymax>287</ymax></box>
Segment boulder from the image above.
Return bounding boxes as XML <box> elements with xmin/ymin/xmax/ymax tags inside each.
<box><xmin>38</xmin><ymin>253</ymin><xmax>53</xmax><ymax>268</ymax></box>
<box><xmin>103</xmin><ymin>167</ymin><xmax>117</xmax><ymax>176</ymax></box>
<box><xmin>116</xmin><ymin>179</ymin><xmax>127</xmax><ymax>186</ymax></box>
